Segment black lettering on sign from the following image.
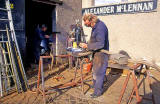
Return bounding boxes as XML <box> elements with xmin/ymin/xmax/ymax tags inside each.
<box><xmin>82</xmin><ymin>0</ymin><xmax>157</xmax><ymax>15</ymax></box>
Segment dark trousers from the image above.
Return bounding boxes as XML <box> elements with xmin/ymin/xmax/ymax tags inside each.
<box><xmin>33</xmin><ymin>44</ymin><xmax>40</xmax><ymax>64</ymax></box>
<box><xmin>92</xmin><ymin>52</ymin><xmax>108</xmax><ymax>95</ymax></box>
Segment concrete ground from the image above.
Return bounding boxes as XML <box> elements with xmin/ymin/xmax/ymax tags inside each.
<box><xmin>0</xmin><ymin>63</ymin><xmax>160</xmax><ymax>104</ymax></box>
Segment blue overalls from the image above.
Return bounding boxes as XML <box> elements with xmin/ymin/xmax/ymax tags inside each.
<box><xmin>87</xmin><ymin>20</ymin><xmax>109</xmax><ymax>95</ymax></box>
<box><xmin>33</xmin><ymin>28</ymin><xmax>45</xmax><ymax>63</ymax></box>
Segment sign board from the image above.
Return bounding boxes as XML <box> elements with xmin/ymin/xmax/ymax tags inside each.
<box><xmin>82</xmin><ymin>0</ymin><xmax>157</xmax><ymax>15</ymax></box>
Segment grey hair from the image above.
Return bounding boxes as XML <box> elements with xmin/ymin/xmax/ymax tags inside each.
<box><xmin>83</xmin><ymin>13</ymin><xmax>98</xmax><ymax>24</ymax></box>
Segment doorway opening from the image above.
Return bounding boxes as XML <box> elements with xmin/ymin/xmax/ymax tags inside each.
<box><xmin>25</xmin><ymin>0</ymin><xmax>56</xmax><ymax>67</ymax></box>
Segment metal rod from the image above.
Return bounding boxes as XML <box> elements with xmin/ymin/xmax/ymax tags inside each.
<box><xmin>0</xmin><ymin>19</ymin><xmax>10</xmax><ymax>21</ymax></box>
<box><xmin>143</xmin><ymin>77</ymin><xmax>146</xmax><ymax>96</ymax></box>
<box><xmin>80</xmin><ymin>58</ymin><xmax>84</xmax><ymax>94</ymax></box>
<box><xmin>0</xmin><ymin>30</ymin><xmax>7</xmax><ymax>32</ymax></box>
<box><xmin>128</xmin><ymin>75</ymin><xmax>145</xmax><ymax>104</ymax></box>
<box><xmin>0</xmin><ymin>41</ymin><xmax>9</xmax><ymax>43</ymax></box>
<box><xmin>37</xmin><ymin>58</ymin><xmax>41</xmax><ymax>94</ymax></box>
<box><xmin>0</xmin><ymin>8</ymin><xmax>8</xmax><ymax>11</ymax></box>
<box><xmin>73</xmin><ymin>58</ymin><xmax>79</xmax><ymax>81</ymax></box>
<box><xmin>131</xmin><ymin>70</ymin><xmax>141</xmax><ymax>103</ymax></box>
<box><xmin>1</xmin><ymin>64</ymin><xmax>11</xmax><ymax>66</ymax></box>
<box><xmin>118</xmin><ymin>71</ymin><xmax>131</xmax><ymax>104</ymax></box>
<box><xmin>40</xmin><ymin>57</ymin><xmax>46</xmax><ymax>104</ymax></box>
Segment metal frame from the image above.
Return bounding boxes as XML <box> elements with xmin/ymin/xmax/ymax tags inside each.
<box><xmin>36</xmin><ymin>55</ymin><xmax>70</xmax><ymax>104</ymax></box>
<box><xmin>118</xmin><ymin>64</ymin><xmax>155</xmax><ymax>104</ymax></box>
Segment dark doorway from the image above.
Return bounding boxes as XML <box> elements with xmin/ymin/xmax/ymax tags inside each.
<box><xmin>25</xmin><ymin>0</ymin><xmax>56</xmax><ymax>67</ymax></box>
<box><xmin>30</xmin><ymin>2</ymin><xmax>54</xmax><ymax>33</ymax></box>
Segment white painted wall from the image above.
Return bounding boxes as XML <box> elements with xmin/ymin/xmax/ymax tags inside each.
<box><xmin>82</xmin><ymin>0</ymin><xmax>95</xmax><ymax>8</ymax></box>
<box><xmin>82</xmin><ymin>0</ymin><xmax>160</xmax><ymax>64</ymax></box>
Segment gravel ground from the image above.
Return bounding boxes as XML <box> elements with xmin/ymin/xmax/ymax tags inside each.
<box><xmin>0</xmin><ymin>64</ymin><xmax>160</xmax><ymax>104</ymax></box>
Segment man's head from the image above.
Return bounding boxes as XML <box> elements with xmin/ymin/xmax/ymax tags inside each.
<box><xmin>83</xmin><ymin>13</ymin><xmax>98</xmax><ymax>28</ymax></box>
<box><xmin>41</xmin><ymin>24</ymin><xmax>47</xmax><ymax>32</ymax></box>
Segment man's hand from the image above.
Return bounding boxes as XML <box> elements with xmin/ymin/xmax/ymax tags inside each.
<box><xmin>45</xmin><ymin>35</ymin><xmax>50</xmax><ymax>38</ymax></box>
<box><xmin>79</xmin><ymin>43</ymin><xmax>87</xmax><ymax>49</ymax></box>
<box><xmin>68</xmin><ymin>38</ymin><xmax>75</xmax><ymax>42</ymax></box>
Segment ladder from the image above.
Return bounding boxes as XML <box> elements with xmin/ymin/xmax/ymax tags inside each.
<box><xmin>0</xmin><ymin>0</ymin><xmax>28</xmax><ymax>97</ymax></box>
<box><xmin>0</xmin><ymin>26</ymin><xmax>20</xmax><ymax>96</ymax></box>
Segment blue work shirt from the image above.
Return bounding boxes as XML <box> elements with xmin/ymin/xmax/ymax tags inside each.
<box><xmin>87</xmin><ymin>20</ymin><xmax>109</xmax><ymax>95</ymax></box>
<box><xmin>34</xmin><ymin>27</ymin><xmax>46</xmax><ymax>46</ymax></box>
<box><xmin>88</xmin><ymin>19</ymin><xmax>109</xmax><ymax>51</ymax></box>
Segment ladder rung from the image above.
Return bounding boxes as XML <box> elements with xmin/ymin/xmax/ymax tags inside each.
<box><xmin>1</xmin><ymin>64</ymin><xmax>11</xmax><ymax>66</ymax></box>
<box><xmin>0</xmin><ymin>41</ymin><xmax>9</xmax><ymax>43</ymax></box>
<box><xmin>2</xmin><ymin>75</ymin><xmax>14</xmax><ymax>78</ymax></box>
<box><xmin>0</xmin><ymin>30</ymin><xmax>7</xmax><ymax>32</ymax></box>
<box><xmin>0</xmin><ymin>19</ymin><xmax>10</xmax><ymax>21</ymax></box>
<box><xmin>0</xmin><ymin>30</ymin><xmax>11</xmax><ymax>32</ymax></box>
<box><xmin>3</xmin><ymin>52</ymin><xmax>9</xmax><ymax>54</ymax></box>
<box><xmin>0</xmin><ymin>8</ymin><xmax>8</xmax><ymax>11</ymax></box>
<box><xmin>3</xmin><ymin>86</ymin><xmax>16</xmax><ymax>92</ymax></box>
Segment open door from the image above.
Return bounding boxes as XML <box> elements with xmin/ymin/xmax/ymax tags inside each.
<box><xmin>25</xmin><ymin>0</ymin><xmax>57</xmax><ymax>67</ymax></box>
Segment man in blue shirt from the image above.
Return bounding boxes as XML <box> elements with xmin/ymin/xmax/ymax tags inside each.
<box><xmin>80</xmin><ymin>13</ymin><xmax>109</xmax><ymax>98</ymax></box>
<box><xmin>33</xmin><ymin>24</ymin><xmax>49</xmax><ymax>64</ymax></box>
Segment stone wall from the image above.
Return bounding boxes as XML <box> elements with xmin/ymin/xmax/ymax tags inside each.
<box><xmin>56</xmin><ymin>0</ymin><xmax>82</xmax><ymax>55</ymax></box>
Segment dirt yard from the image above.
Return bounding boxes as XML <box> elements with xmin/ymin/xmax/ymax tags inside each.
<box><xmin>0</xmin><ymin>62</ymin><xmax>160</xmax><ymax>104</ymax></box>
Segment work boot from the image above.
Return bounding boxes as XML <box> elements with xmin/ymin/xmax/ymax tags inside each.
<box><xmin>90</xmin><ymin>92</ymin><xmax>102</xmax><ymax>98</ymax></box>
<box><xmin>90</xmin><ymin>88</ymin><xmax>103</xmax><ymax>98</ymax></box>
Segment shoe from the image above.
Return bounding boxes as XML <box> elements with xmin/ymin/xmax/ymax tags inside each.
<box><xmin>90</xmin><ymin>93</ymin><xmax>102</xmax><ymax>98</ymax></box>
<box><xmin>90</xmin><ymin>80</ymin><xmax>96</xmax><ymax>88</ymax></box>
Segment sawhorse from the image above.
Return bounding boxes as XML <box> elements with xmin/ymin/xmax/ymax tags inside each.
<box><xmin>36</xmin><ymin>55</ymin><xmax>70</xmax><ymax>104</ymax></box>
<box><xmin>118</xmin><ymin>64</ymin><xmax>155</xmax><ymax>104</ymax></box>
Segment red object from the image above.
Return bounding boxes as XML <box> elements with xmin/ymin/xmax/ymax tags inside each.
<box><xmin>83</xmin><ymin>62</ymin><xmax>92</xmax><ymax>72</ymax></box>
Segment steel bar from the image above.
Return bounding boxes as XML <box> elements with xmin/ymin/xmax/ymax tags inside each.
<box><xmin>80</xmin><ymin>58</ymin><xmax>86</xmax><ymax>94</ymax></box>
<box><xmin>131</xmin><ymin>70</ymin><xmax>141</xmax><ymax>103</ymax></box>
<box><xmin>37</xmin><ymin>58</ymin><xmax>42</xmax><ymax>94</ymax></box>
<box><xmin>118</xmin><ymin>71</ymin><xmax>131</xmax><ymax>104</ymax></box>
<box><xmin>127</xmin><ymin>76</ymin><xmax>145</xmax><ymax>104</ymax></box>
<box><xmin>40</xmin><ymin>57</ymin><xmax>46</xmax><ymax>104</ymax></box>
<box><xmin>0</xmin><ymin>30</ymin><xmax>8</xmax><ymax>32</ymax></box>
<box><xmin>0</xmin><ymin>41</ymin><xmax>9</xmax><ymax>43</ymax></box>
<box><xmin>73</xmin><ymin>58</ymin><xmax>79</xmax><ymax>81</ymax></box>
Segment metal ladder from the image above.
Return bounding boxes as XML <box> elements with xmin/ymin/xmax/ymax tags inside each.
<box><xmin>0</xmin><ymin>26</ymin><xmax>20</xmax><ymax>96</ymax></box>
<box><xmin>0</xmin><ymin>0</ymin><xmax>28</xmax><ymax>97</ymax></box>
